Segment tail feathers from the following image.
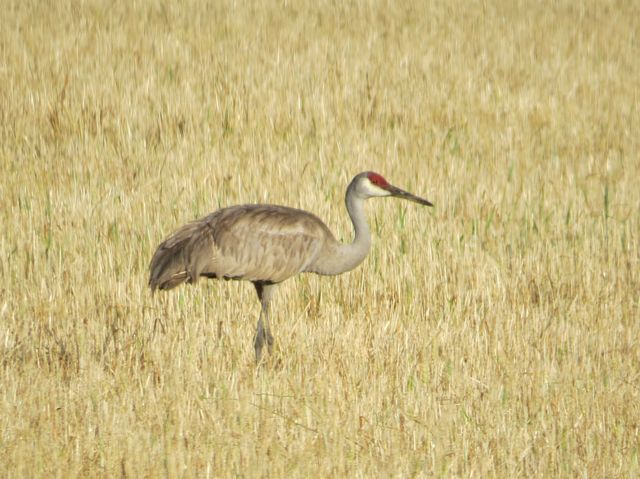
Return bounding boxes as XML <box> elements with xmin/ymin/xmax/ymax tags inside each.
<box><xmin>148</xmin><ymin>220</ymin><xmax>215</xmax><ymax>292</ymax></box>
<box><xmin>148</xmin><ymin>235</ymin><xmax>194</xmax><ymax>292</ymax></box>
<box><xmin>149</xmin><ymin>268</ymin><xmax>190</xmax><ymax>292</ymax></box>
<box><xmin>148</xmin><ymin>243</ymin><xmax>190</xmax><ymax>292</ymax></box>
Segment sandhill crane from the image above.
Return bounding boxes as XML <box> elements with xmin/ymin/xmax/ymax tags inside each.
<box><xmin>149</xmin><ymin>171</ymin><xmax>433</xmax><ymax>361</ymax></box>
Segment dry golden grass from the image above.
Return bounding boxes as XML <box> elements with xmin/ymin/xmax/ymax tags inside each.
<box><xmin>1</xmin><ymin>0</ymin><xmax>639</xmax><ymax>476</ymax></box>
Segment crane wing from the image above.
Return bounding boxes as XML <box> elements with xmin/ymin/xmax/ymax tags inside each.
<box><xmin>149</xmin><ymin>205</ymin><xmax>333</xmax><ymax>290</ymax></box>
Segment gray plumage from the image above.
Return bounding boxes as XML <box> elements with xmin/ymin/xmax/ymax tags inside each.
<box><xmin>149</xmin><ymin>171</ymin><xmax>433</xmax><ymax>361</ymax></box>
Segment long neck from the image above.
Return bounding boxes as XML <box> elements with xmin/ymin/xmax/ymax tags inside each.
<box><xmin>344</xmin><ymin>185</ymin><xmax>372</xmax><ymax>264</ymax></box>
<box><xmin>316</xmin><ymin>184</ymin><xmax>372</xmax><ymax>275</ymax></box>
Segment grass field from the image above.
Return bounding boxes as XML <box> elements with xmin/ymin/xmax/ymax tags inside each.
<box><xmin>1</xmin><ymin>0</ymin><xmax>639</xmax><ymax>476</ymax></box>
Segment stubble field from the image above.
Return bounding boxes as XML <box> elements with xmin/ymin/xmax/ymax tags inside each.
<box><xmin>1</xmin><ymin>0</ymin><xmax>639</xmax><ymax>476</ymax></box>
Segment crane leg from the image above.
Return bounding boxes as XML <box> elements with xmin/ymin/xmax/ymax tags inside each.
<box><xmin>253</xmin><ymin>282</ymin><xmax>275</xmax><ymax>362</ymax></box>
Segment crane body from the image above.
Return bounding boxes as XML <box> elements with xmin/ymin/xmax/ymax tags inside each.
<box><xmin>149</xmin><ymin>171</ymin><xmax>433</xmax><ymax>361</ymax></box>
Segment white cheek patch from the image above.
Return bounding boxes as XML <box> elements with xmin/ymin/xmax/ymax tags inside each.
<box><xmin>363</xmin><ymin>179</ymin><xmax>391</xmax><ymax>197</ymax></box>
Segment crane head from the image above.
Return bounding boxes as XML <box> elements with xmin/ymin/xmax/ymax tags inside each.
<box><xmin>355</xmin><ymin>171</ymin><xmax>434</xmax><ymax>207</ymax></box>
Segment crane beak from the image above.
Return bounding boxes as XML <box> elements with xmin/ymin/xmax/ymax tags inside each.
<box><xmin>387</xmin><ymin>184</ymin><xmax>434</xmax><ymax>207</ymax></box>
